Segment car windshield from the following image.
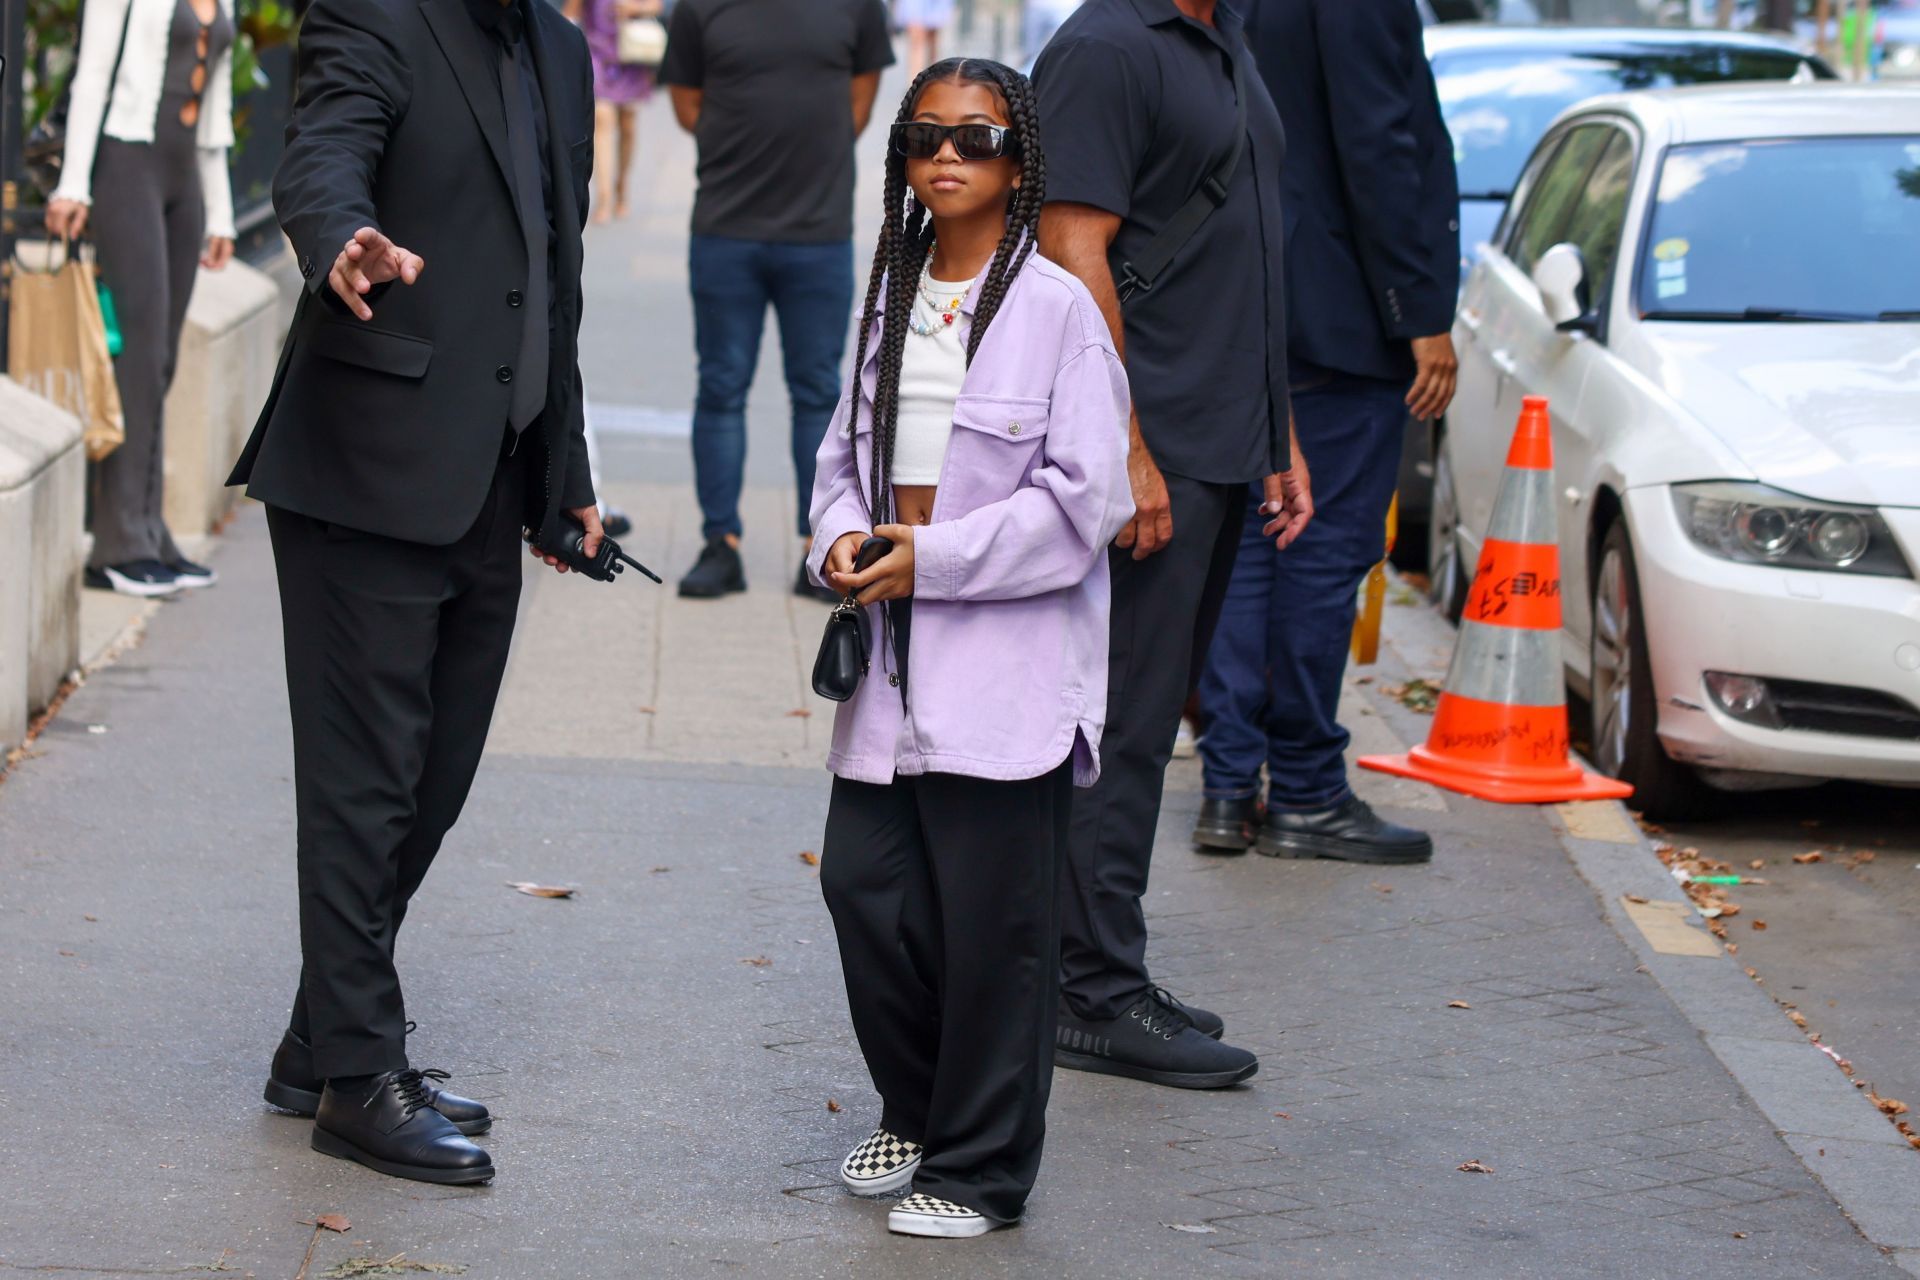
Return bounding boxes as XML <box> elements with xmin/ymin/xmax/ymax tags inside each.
<box><xmin>1639</xmin><ymin>137</ymin><xmax>1920</xmax><ymax>322</ymax></box>
<box><xmin>1433</xmin><ymin>46</ymin><xmax>1822</xmax><ymax>198</ymax></box>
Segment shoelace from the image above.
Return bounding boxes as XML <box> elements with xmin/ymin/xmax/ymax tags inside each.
<box><xmin>1132</xmin><ymin>987</ymin><xmax>1195</xmax><ymax>1041</ymax></box>
<box><xmin>364</xmin><ymin>1068</ymin><xmax>434</xmax><ymax>1119</ymax></box>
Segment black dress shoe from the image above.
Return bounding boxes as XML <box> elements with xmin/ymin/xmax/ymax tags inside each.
<box><xmin>1055</xmin><ymin>989</ymin><xmax>1257</xmax><ymax>1089</ymax></box>
<box><xmin>1256</xmin><ymin>795</ymin><xmax>1434</xmax><ymax>865</ymax></box>
<box><xmin>678</xmin><ymin>536</ymin><xmax>746</xmax><ymax>598</ymax></box>
<box><xmin>794</xmin><ymin>558</ymin><xmax>841</xmax><ymax>605</ymax></box>
<box><xmin>264</xmin><ymin>1028</ymin><xmax>492</xmax><ymax>1135</ymax></box>
<box><xmin>601</xmin><ymin>507</ymin><xmax>633</xmax><ymax>539</ymax></box>
<box><xmin>1192</xmin><ymin>796</ymin><xmax>1261</xmax><ymax>854</ymax></box>
<box><xmin>311</xmin><ymin>1070</ymin><xmax>494</xmax><ymax>1186</ymax></box>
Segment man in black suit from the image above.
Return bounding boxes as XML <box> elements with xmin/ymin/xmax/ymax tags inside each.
<box><xmin>1192</xmin><ymin>0</ymin><xmax>1460</xmax><ymax>864</ymax></box>
<box><xmin>228</xmin><ymin>0</ymin><xmax>598</xmax><ymax>1184</ymax></box>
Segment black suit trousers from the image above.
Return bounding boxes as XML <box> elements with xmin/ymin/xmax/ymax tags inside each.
<box><xmin>268</xmin><ymin>451</ymin><xmax>526</xmax><ymax>1079</ymax></box>
<box><xmin>1060</xmin><ymin>474</ymin><xmax>1245</xmax><ymax>1021</ymax></box>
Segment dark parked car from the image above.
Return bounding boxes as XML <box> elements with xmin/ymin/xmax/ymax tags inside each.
<box><xmin>1391</xmin><ymin>25</ymin><xmax>1833</xmax><ymax>570</ymax></box>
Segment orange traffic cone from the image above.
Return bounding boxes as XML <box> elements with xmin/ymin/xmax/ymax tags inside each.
<box><xmin>1359</xmin><ymin>396</ymin><xmax>1631</xmax><ymax>804</ymax></box>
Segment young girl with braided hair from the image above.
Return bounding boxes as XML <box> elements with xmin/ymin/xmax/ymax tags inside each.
<box><xmin>805</xmin><ymin>58</ymin><xmax>1132</xmax><ymax>1238</ymax></box>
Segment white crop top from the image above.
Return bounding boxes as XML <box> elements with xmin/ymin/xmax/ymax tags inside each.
<box><xmin>891</xmin><ymin>274</ymin><xmax>975</xmax><ymax>486</ymax></box>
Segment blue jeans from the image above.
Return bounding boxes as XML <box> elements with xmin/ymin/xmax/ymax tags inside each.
<box><xmin>1196</xmin><ymin>373</ymin><xmax>1408</xmax><ymax>810</ymax></box>
<box><xmin>689</xmin><ymin>235</ymin><xmax>855</xmax><ymax>540</ymax></box>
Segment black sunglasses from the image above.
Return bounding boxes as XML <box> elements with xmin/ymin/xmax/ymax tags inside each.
<box><xmin>890</xmin><ymin>122</ymin><xmax>1018</xmax><ymax>162</ymax></box>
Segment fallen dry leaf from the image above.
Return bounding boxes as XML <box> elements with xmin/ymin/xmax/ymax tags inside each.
<box><xmin>1272</xmin><ymin>1112</ymin><xmax>1292</xmax><ymax>1119</ymax></box>
<box><xmin>636</xmin><ymin>705</ymin><xmax>656</xmax><ymax>715</ymax></box>
<box><xmin>1793</xmin><ymin>852</ymin><xmax>1824</xmax><ymax>865</ymax></box>
<box><xmin>826</xmin><ymin>1099</ymin><xmax>843</xmax><ymax>1113</ymax></box>
<box><xmin>1749</xmin><ymin>860</ymin><xmax>1766</xmax><ymax>871</ymax></box>
<box><xmin>740</xmin><ymin>955</ymin><xmax>771</xmax><ymax>967</ymax></box>
<box><xmin>786</xmin><ymin>708</ymin><xmax>813</xmax><ymax>719</ymax></box>
<box><xmin>1447</xmin><ymin>1000</ymin><xmax>1472</xmax><ymax>1010</ymax></box>
<box><xmin>798</xmin><ymin>851</ymin><xmax>820</xmax><ymax>866</ymax></box>
<box><xmin>1726</xmin><ymin>942</ymin><xmax>1739</xmax><ymax>956</ymax></box>
<box><xmin>57</xmin><ymin>950</ymin><xmax>74</xmax><ymax>957</ymax></box>
<box><xmin>1624</xmin><ymin>893</ymin><xmax>1649</xmax><ymax>904</ymax></box>
<box><xmin>1869</xmin><ymin>1091</ymin><xmax>1910</xmax><ymax>1118</ymax></box>
<box><xmin>1733</xmin><ymin>1232</ymin><xmax>1749</xmax><ymax>1240</ymax></box>
<box><xmin>1456</xmin><ymin>1160</ymin><xmax>1494</xmax><ymax>1174</ymax></box>
<box><xmin>83</xmin><ymin>914</ymin><xmax>97</xmax><ymax>922</ymax></box>
<box><xmin>1752</xmin><ymin>921</ymin><xmax>1768</xmax><ymax>931</ymax></box>
<box><xmin>1369</xmin><ymin>881</ymin><xmax>1394</xmax><ymax>894</ymax></box>
<box><xmin>506</xmin><ymin>882</ymin><xmax>575</xmax><ymax>899</ymax></box>
<box><xmin>650</xmin><ymin>866</ymin><xmax>670</xmax><ymax>874</ymax></box>
<box><xmin>315</xmin><ymin>1214</ymin><xmax>351</xmax><ymax>1233</ymax></box>
<box><xmin>1787</xmin><ymin>1011</ymin><xmax>1809</xmax><ymax>1029</ymax></box>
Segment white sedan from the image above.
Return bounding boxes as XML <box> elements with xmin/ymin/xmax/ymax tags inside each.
<box><xmin>1433</xmin><ymin>83</ymin><xmax>1920</xmax><ymax>816</ymax></box>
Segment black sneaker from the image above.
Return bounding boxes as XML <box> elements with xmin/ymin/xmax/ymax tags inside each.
<box><xmin>1155</xmin><ymin>990</ymin><xmax>1225</xmax><ymax>1040</ymax></box>
<box><xmin>794</xmin><ymin>558</ymin><xmax>841</xmax><ymax>606</ymax></box>
<box><xmin>1256</xmin><ymin>794</ymin><xmax>1433</xmax><ymax>865</ymax></box>
<box><xmin>678</xmin><ymin>536</ymin><xmax>746</xmax><ymax>598</ymax></box>
<box><xmin>1055</xmin><ymin>988</ymin><xmax>1257</xmax><ymax>1089</ymax></box>
<box><xmin>1193</xmin><ymin>796</ymin><xmax>1261</xmax><ymax>854</ymax></box>
<box><xmin>167</xmin><ymin>556</ymin><xmax>217</xmax><ymax>589</ymax></box>
<box><xmin>601</xmin><ymin>507</ymin><xmax>633</xmax><ymax>539</ymax></box>
<box><xmin>85</xmin><ymin>561</ymin><xmax>183</xmax><ymax>598</ymax></box>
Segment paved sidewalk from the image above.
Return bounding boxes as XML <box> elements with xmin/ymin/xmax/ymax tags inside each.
<box><xmin>0</xmin><ymin>501</ymin><xmax>1902</xmax><ymax>1279</ymax></box>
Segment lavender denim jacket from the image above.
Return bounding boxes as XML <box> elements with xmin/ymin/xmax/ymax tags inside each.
<box><xmin>806</xmin><ymin>252</ymin><xmax>1134</xmax><ymax>788</ymax></box>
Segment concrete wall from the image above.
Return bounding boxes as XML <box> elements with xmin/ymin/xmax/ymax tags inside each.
<box><xmin>0</xmin><ymin>379</ymin><xmax>86</xmax><ymax>754</ymax></box>
<box><xmin>162</xmin><ymin>258</ymin><xmax>287</xmax><ymax>541</ymax></box>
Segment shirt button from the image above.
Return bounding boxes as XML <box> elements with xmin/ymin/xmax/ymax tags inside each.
<box><xmin>496</xmin><ymin>366</ymin><xmax>514</xmax><ymax>384</ymax></box>
<box><xmin>1009</xmin><ymin>422</ymin><xmax>1022</xmax><ymax>435</ymax></box>
<box><xmin>507</xmin><ymin>289</ymin><xmax>524</xmax><ymax>308</ymax></box>
<box><xmin>888</xmin><ymin>673</ymin><xmax>901</xmax><ymax>687</ymax></box>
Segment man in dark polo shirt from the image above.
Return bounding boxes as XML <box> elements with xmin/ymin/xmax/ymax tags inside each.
<box><xmin>1034</xmin><ymin>0</ymin><xmax>1311</xmax><ymax>1090</ymax></box>
<box><xmin>659</xmin><ymin>0</ymin><xmax>893</xmax><ymax>603</ymax></box>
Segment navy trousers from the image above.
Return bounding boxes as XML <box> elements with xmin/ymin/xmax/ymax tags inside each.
<box><xmin>1197</xmin><ymin>372</ymin><xmax>1408</xmax><ymax>810</ymax></box>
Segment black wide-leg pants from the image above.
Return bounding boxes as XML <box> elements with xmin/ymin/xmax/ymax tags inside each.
<box><xmin>821</xmin><ymin>763</ymin><xmax>1072</xmax><ymax>1223</ymax></box>
<box><xmin>266</xmin><ymin>453</ymin><xmax>526</xmax><ymax>1080</ymax></box>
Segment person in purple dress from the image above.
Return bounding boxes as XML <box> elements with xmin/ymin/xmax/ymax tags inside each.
<box><xmin>567</xmin><ymin>0</ymin><xmax>656</xmax><ymax>222</ymax></box>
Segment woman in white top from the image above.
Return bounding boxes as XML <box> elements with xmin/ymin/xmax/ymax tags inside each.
<box><xmin>45</xmin><ymin>0</ymin><xmax>237</xmax><ymax>598</ymax></box>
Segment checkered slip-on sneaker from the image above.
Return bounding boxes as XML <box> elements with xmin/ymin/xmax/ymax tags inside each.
<box><xmin>840</xmin><ymin>1129</ymin><xmax>923</xmax><ymax>1196</ymax></box>
<box><xmin>887</xmin><ymin>1192</ymin><xmax>998</xmax><ymax>1239</ymax></box>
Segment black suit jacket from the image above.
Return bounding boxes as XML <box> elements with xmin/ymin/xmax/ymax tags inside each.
<box><xmin>229</xmin><ymin>0</ymin><xmax>595</xmax><ymax>546</ymax></box>
<box><xmin>1247</xmin><ymin>0</ymin><xmax>1459</xmax><ymax>385</ymax></box>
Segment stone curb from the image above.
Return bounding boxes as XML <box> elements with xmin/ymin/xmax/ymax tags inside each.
<box><xmin>1550</xmin><ymin>794</ymin><xmax>1920</xmax><ymax>1269</ymax></box>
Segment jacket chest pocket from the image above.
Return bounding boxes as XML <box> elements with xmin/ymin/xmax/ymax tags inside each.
<box><xmin>940</xmin><ymin>395</ymin><xmax>1050</xmax><ymax>518</ymax></box>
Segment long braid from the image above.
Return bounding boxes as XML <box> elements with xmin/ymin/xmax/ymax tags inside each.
<box><xmin>855</xmin><ymin>58</ymin><xmax>1048</xmax><ymax>524</ymax></box>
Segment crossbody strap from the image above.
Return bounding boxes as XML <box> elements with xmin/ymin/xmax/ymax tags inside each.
<box><xmin>1117</xmin><ymin>49</ymin><xmax>1249</xmax><ymax>305</ymax></box>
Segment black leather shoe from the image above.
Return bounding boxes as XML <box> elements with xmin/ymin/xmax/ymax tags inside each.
<box><xmin>1192</xmin><ymin>796</ymin><xmax>1261</xmax><ymax>854</ymax></box>
<box><xmin>1256</xmin><ymin>795</ymin><xmax>1434</xmax><ymax>865</ymax></box>
<box><xmin>311</xmin><ymin>1070</ymin><xmax>494</xmax><ymax>1186</ymax></box>
<box><xmin>1055</xmin><ymin>989</ymin><xmax>1256</xmax><ymax>1089</ymax></box>
<box><xmin>678</xmin><ymin>536</ymin><xmax>746</xmax><ymax>598</ymax></box>
<box><xmin>264</xmin><ymin>1028</ymin><xmax>492</xmax><ymax>1136</ymax></box>
<box><xmin>601</xmin><ymin>507</ymin><xmax>633</xmax><ymax>539</ymax></box>
<box><xmin>794</xmin><ymin>558</ymin><xmax>841</xmax><ymax>606</ymax></box>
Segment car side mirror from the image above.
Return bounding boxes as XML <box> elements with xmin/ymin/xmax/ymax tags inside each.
<box><xmin>1532</xmin><ymin>242</ymin><xmax>1598</xmax><ymax>335</ymax></box>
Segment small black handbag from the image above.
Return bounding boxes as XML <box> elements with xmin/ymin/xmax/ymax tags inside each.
<box><xmin>811</xmin><ymin>594</ymin><xmax>874</xmax><ymax>702</ymax></box>
<box><xmin>810</xmin><ymin>534</ymin><xmax>894</xmax><ymax>703</ymax></box>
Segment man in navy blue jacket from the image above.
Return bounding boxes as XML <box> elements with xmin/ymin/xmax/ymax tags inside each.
<box><xmin>1194</xmin><ymin>0</ymin><xmax>1460</xmax><ymax>864</ymax></box>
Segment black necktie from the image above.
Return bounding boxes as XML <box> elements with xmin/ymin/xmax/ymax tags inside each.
<box><xmin>497</xmin><ymin>39</ymin><xmax>549</xmax><ymax>433</ymax></box>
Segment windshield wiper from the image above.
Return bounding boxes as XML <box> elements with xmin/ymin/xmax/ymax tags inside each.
<box><xmin>1880</xmin><ymin>310</ymin><xmax>1920</xmax><ymax>322</ymax></box>
<box><xmin>1642</xmin><ymin>306</ymin><xmax>1876</xmax><ymax>323</ymax></box>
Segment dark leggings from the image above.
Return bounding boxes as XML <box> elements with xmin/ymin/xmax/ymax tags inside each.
<box><xmin>820</xmin><ymin>762</ymin><xmax>1071</xmax><ymax>1223</ymax></box>
<box><xmin>86</xmin><ymin>100</ymin><xmax>203</xmax><ymax>568</ymax></box>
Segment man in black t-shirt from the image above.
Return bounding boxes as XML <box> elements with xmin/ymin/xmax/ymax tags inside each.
<box><xmin>659</xmin><ymin>0</ymin><xmax>894</xmax><ymax>602</ymax></box>
<box><xmin>1034</xmin><ymin>0</ymin><xmax>1311</xmax><ymax>1092</ymax></box>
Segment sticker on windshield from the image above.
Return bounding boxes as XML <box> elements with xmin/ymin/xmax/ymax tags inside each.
<box><xmin>1652</xmin><ymin>237</ymin><xmax>1691</xmax><ymax>263</ymax></box>
<box><xmin>1656</xmin><ymin>261</ymin><xmax>1686</xmax><ymax>280</ymax></box>
<box><xmin>1656</xmin><ymin>277</ymin><xmax>1688</xmax><ymax>300</ymax></box>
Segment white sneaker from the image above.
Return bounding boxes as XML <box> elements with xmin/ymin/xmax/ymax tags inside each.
<box><xmin>888</xmin><ymin>1192</ymin><xmax>997</xmax><ymax>1238</ymax></box>
<box><xmin>840</xmin><ymin>1128</ymin><xmax>922</xmax><ymax>1196</ymax></box>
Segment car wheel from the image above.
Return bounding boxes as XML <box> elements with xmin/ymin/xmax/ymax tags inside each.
<box><xmin>1590</xmin><ymin>522</ymin><xmax>1716</xmax><ymax>820</ymax></box>
<box><xmin>1427</xmin><ymin>437</ymin><xmax>1468</xmax><ymax>624</ymax></box>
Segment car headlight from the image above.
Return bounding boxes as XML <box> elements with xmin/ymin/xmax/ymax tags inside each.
<box><xmin>1671</xmin><ymin>482</ymin><xmax>1912</xmax><ymax>578</ymax></box>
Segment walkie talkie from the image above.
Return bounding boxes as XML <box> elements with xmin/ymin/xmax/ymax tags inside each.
<box><xmin>535</xmin><ymin>511</ymin><xmax>663</xmax><ymax>584</ymax></box>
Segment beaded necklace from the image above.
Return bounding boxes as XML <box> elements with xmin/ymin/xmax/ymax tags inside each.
<box><xmin>908</xmin><ymin>251</ymin><xmax>973</xmax><ymax>338</ymax></box>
